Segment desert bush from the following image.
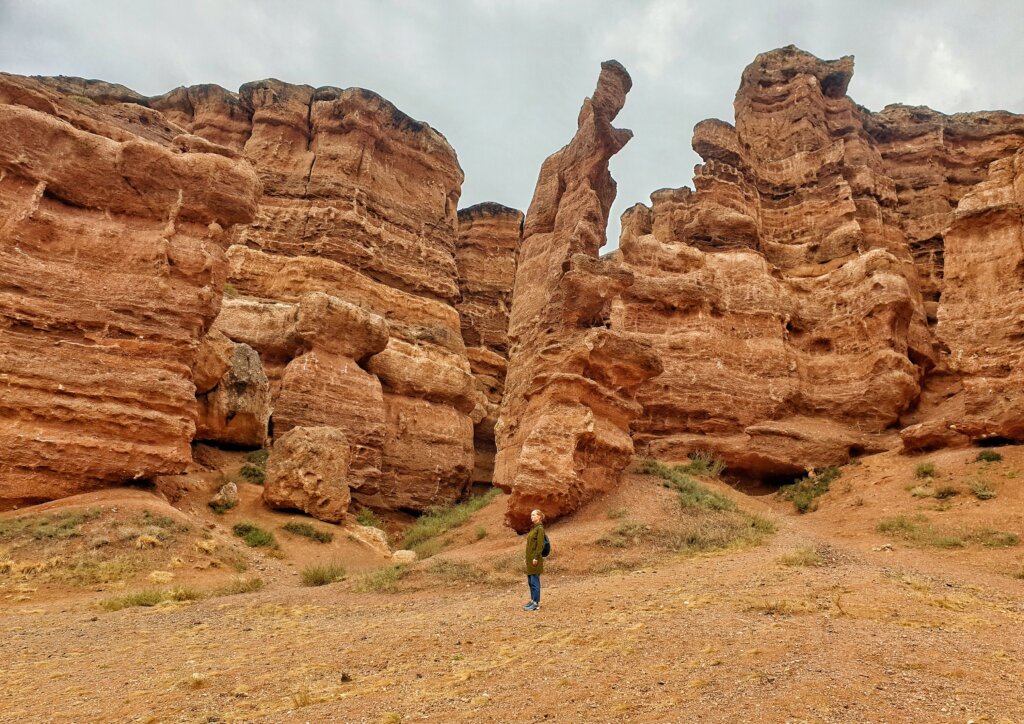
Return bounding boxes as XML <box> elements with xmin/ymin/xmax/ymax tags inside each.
<box><xmin>100</xmin><ymin>587</ymin><xmax>202</xmax><ymax>611</ymax></box>
<box><xmin>970</xmin><ymin>529</ymin><xmax>1019</xmax><ymax>548</ymax></box>
<box><xmin>976</xmin><ymin>450</ymin><xmax>1003</xmax><ymax>463</ymax></box>
<box><xmin>208</xmin><ymin>498</ymin><xmax>237</xmax><ymax>515</ymax></box>
<box><xmin>933</xmin><ymin>485</ymin><xmax>959</xmax><ymax>500</ymax></box>
<box><xmin>777</xmin><ymin>547</ymin><xmax>824</xmax><ymax>567</ymax></box>
<box><xmin>777</xmin><ymin>467</ymin><xmax>841</xmax><ymax>514</ymax></box>
<box><xmin>474</xmin><ymin>525</ymin><xmax>488</xmax><ymax>541</ymax></box>
<box><xmin>638</xmin><ymin>460</ymin><xmax>735</xmax><ymax>511</ymax></box>
<box><xmin>355</xmin><ymin>508</ymin><xmax>384</xmax><ymax>528</ymax></box>
<box><xmin>232</xmin><ymin>522</ymin><xmax>277</xmax><ymax>548</ymax></box>
<box><xmin>672</xmin><ymin>450</ymin><xmax>726</xmax><ymax>478</ymax></box>
<box><xmin>282</xmin><ymin>521</ymin><xmax>334</xmax><ymax>543</ymax></box>
<box><xmin>969</xmin><ymin>480</ymin><xmax>997</xmax><ymax>500</ymax></box>
<box><xmin>607</xmin><ymin>507</ymin><xmax>628</xmax><ymax>519</ymax></box>
<box><xmin>355</xmin><ymin>565</ymin><xmax>409</xmax><ymax>593</ymax></box>
<box><xmin>401</xmin><ymin>488</ymin><xmax>500</xmax><ymax>557</ymax></box>
<box><xmin>215</xmin><ymin>577</ymin><xmax>264</xmax><ymax>595</ymax></box>
<box><xmin>915</xmin><ymin>462</ymin><xmax>937</xmax><ymax>479</ymax></box>
<box><xmin>301</xmin><ymin>562</ymin><xmax>346</xmax><ymax>587</ymax></box>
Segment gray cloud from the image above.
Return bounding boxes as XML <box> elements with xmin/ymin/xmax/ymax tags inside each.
<box><xmin>3</xmin><ymin>0</ymin><xmax>1022</xmax><ymax>248</ymax></box>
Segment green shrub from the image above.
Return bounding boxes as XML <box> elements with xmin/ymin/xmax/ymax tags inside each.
<box><xmin>777</xmin><ymin>467</ymin><xmax>841</xmax><ymax>514</ymax></box>
<box><xmin>208</xmin><ymin>498</ymin><xmax>237</xmax><ymax>515</ymax></box>
<box><xmin>232</xmin><ymin>522</ymin><xmax>277</xmax><ymax>548</ymax></box>
<box><xmin>970</xmin><ymin>529</ymin><xmax>1019</xmax><ymax>548</ymax></box>
<box><xmin>976</xmin><ymin>450</ymin><xmax>1003</xmax><ymax>463</ymax></box>
<box><xmin>301</xmin><ymin>562</ymin><xmax>346</xmax><ymax>587</ymax></box>
<box><xmin>671</xmin><ymin>450</ymin><xmax>726</xmax><ymax>478</ymax></box>
<box><xmin>355</xmin><ymin>508</ymin><xmax>384</xmax><ymax>528</ymax></box>
<box><xmin>282</xmin><ymin>521</ymin><xmax>334</xmax><ymax>543</ymax></box>
<box><xmin>245</xmin><ymin>449</ymin><xmax>270</xmax><ymax>466</ymax></box>
<box><xmin>356</xmin><ymin>565</ymin><xmax>408</xmax><ymax>593</ymax></box>
<box><xmin>474</xmin><ymin>525</ymin><xmax>488</xmax><ymax>541</ymax></box>
<box><xmin>637</xmin><ymin>460</ymin><xmax>736</xmax><ymax>511</ymax></box>
<box><xmin>401</xmin><ymin>488</ymin><xmax>501</xmax><ymax>557</ymax></box>
<box><xmin>915</xmin><ymin>462</ymin><xmax>937</xmax><ymax>479</ymax></box>
<box><xmin>239</xmin><ymin>464</ymin><xmax>265</xmax><ymax>485</ymax></box>
<box><xmin>969</xmin><ymin>480</ymin><xmax>997</xmax><ymax>500</ymax></box>
<box><xmin>100</xmin><ymin>587</ymin><xmax>202</xmax><ymax>611</ymax></box>
<box><xmin>777</xmin><ymin>547</ymin><xmax>824</xmax><ymax>567</ymax></box>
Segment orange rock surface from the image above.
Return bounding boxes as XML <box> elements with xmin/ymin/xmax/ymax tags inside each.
<box><xmin>495</xmin><ymin>61</ymin><xmax>662</xmax><ymax>532</ymax></box>
<box><xmin>0</xmin><ymin>74</ymin><xmax>260</xmax><ymax>506</ymax></box>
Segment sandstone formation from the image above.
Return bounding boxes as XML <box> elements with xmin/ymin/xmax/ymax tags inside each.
<box><xmin>263</xmin><ymin>426</ymin><xmax>351</xmax><ymax>522</ymax></box>
<box><xmin>0</xmin><ymin>73</ymin><xmax>260</xmax><ymax>506</ymax></box>
<box><xmin>614</xmin><ymin>46</ymin><xmax>1024</xmax><ymax>475</ymax></box>
<box><xmin>495</xmin><ymin>61</ymin><xmax>662</xmax><ymax>532</ymax></box>
<box><xmin>160</xmin><ymin>79</ymin><xmax>479</xmax><ymax>512</ymax></box>
<box><xmin>456</xmin><ymin>203</ymin><xmax>523</xmax><ymax>483</ymax></box>
<box><xmin>194</xmin><ymin>338</ymin><xmax>271</xmax><ymax>447</ymax></box>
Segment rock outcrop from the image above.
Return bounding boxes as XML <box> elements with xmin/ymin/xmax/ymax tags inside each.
<box><xmin>263</xmin><ymin>426</ymin><xmax>351</xmax><ymax>522</ymax></box>
<box><xmin>162</xmin><ymin>78</ymin><xmax>478</xmax><ymax>512</ymax></box>
<box><xmin>494</xmin><ymin>61</ymin><xmax>662</xmax><ymax>532</ymax></box>
<box><xmin>194</xmin><ymin>335</ymin><xmax>271</xmax><ymax>447</ymax></box>
<box><xmin>456</xmin><ymin>203</ymin><xmax>522</xmax><ymax>483</ymax></box>
<box><xmin>0</xmin><ymin>74</ymin><xmax>260</xmax><ymax>506</ymax></box>
<box><xmin>614</xmin><ymin>46</ymin><xmax>1024</xmax><ymax>474</ymax></box>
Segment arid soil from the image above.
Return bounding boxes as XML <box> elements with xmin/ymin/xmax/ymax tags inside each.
<box><xmin>1</xmin><ymin>445</ymin><xmax>1022</xmax><ymax>723</ymax></box>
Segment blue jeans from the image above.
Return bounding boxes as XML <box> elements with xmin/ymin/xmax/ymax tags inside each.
<box><xmin>527</xmin><ymin>574</ymin><xmax>541</xmax><ymax>603</ymax></box>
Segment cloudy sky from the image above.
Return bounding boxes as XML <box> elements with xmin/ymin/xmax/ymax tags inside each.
<box><xmin>3</xmin><ymin>0</ymin><xmax>1022</xmax><ymax>248</ymax></box>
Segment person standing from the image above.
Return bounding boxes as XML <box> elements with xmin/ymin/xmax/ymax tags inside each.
<box><xmin>523</xmin><ymin>509</ymin><xmax>545</xmax><ymax>611</ymax></box>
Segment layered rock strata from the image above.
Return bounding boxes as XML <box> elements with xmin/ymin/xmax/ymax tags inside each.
<box><xmin>615</xmin><ymin>46</ymin><xmax>1024</xmax><ymax>474</ymax></box>
<box><xmin>456</xmin><ymin>203</ymin><xmax>523</xmax><ymax>483</ymax></box>
<box><xmin>161</xmin><ymin>79</ymin><xmax>477</xmax><ymax>511</ymax></box>
<box><xmin>495</xmin><ymin>62</ymin><xmax>662</xmax><ymax>532</ymax></box>
<box><xmin>0</xmin><ymin>74</ymin><xmax>260</xmax><ymax>506</ymax></box>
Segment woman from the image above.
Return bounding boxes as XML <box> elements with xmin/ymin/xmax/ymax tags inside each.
<box><xmin>523</xmin><ymin>509</ymin><xmax>545</xmax><ymax>611</ymax></box>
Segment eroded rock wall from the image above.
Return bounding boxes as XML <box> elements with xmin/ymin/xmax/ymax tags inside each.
<box><xmin>0</xmin><ymin>74</ymin><xmax>260</xmax><ymax>505</ymax></box>
<box><xmin>494</xmin><ymin>62</ymin><xmax>662</xmax><ymax>532</ymax></box>
<box><xmin>456</xmin><ymin>203</ymin><xmax>522</xmax><ymax>484</ymax></box>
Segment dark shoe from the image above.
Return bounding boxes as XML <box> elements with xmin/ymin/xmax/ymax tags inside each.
<box><xmin>522</xmin><ymin>601</ymin><xmax>538</xmax><ymax>611</ymax></box>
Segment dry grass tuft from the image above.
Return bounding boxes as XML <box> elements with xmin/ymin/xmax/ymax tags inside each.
<box><xmin>777</xmin><ymin>546</ymin><xmax>824</xmax><ymax>567</ymax></box>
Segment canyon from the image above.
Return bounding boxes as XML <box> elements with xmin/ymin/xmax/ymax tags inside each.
<box><xmin>2</xmin><ymin>45</ymin><xmax>1023</xmax><ymax>530</ymax></box>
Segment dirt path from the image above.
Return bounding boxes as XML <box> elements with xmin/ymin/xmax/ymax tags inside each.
<box><xmin>2</xmin><ymin>498</ymin><xmax>1022</xmax><ymax>723</ymax></box>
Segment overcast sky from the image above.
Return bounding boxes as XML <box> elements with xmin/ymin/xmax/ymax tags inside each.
<box><xmin>3</xmin><ymin>0</ymin><xmax>1023</xmax><ymax>249</ymax></box>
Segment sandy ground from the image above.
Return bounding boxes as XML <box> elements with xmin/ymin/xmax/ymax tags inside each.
<box><xmin>1</xmin><ymin>445</ymin><xmax>1022</xmax><ymax>723</ymax></box>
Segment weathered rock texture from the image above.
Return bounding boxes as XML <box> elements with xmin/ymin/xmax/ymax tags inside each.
<box><xmin>194</xmin><ymin>336</ymin><xmax>271</xmax><ymax>447</ymax></box>
<box><xmin>614</xmin><ymin>46</ymin><xmax>1024</xmax><ymax>475</ymax></box>
<box><xmin>263</xmin><ymin>426</ymin><xmax>351</xmax><ymax>522</ymax></box>
<box><xmin>456</xmin><ymin>203</ymin><xmax>522</xmax><ymax>483</ymax></box>
<box><xmin>159</xmin><ymin>78</ymin><xmax>480</xmax><ymax>511</ymax></box>
<box><xmin>495</xmin><ymin>62</ymin><xmax>662</xmax><ymax>532</ymax></box>
<box><xmin>0</xmin><ymin>74</ymin><xmax>260</xmax><ymax>506</ymax></box>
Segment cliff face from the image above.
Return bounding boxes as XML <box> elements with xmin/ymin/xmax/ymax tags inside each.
<box><xmin>614</xmin><ymin>46</ymin><xmax>1024</xmax><ymax>475</ymax></box>
<box><xmin>160</xmin><ymin>78</ymin><xmax>480</xmax><ymax>512</ymax></box>
<box><xmin>494</xmin><ymin>62</ymin><xmax>662</xmax><ymax>532</ymax></box>
<box><xmin>455</xmin><ymin>203</ymin><xmax>522</xmax><ymax>484</ymax></box>
<box><xmin>0</xmin><ymin>74</ymin><xmax>261</xmax><ymax>505</ymax></box>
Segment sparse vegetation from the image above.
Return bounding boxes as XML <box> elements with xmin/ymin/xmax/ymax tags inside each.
<box><xmin>282</xmin><ymin>521</ymin><xmax>334</xmax><ymax>543</ymax></box>
<box><xmin>239</xmin><ymin>449</ymin><xmax>269</xmax><ymax>484</ymax></box>
<box><xmin>933</xmin><ymin>485</ymin><xmax>959</xmax><ymax>500</ymax></box>
<box><xmin>356</xmin><ymin>508</ymin><xmax>385</xmax><ymax>529</ymax></box>
<box><xmin>671</xmin><ymin>450</ymin><xmax>727</xmax><ymax>478</ymax></box>
<box><xmin>910</xmin><ymin>485</ymin><xmax>935</xmax><ymax>498</ymax></box>
<box><xmin>215</xmin><ymin>577</ymin><xmax>265</xmax><ymax>596</ymax></box>
<box><xmin>356</xmin><ymin>565</ymin><xmax>409</xmax><ymax>593</ymax></box>
<box><xmin>0</xmin><ymin>508</ymin><xmax>102</xmax><ymax>541</ymax></box>
<box><xmin>776</xmin><ymin>467</ymin><xmax>841</xmax><ymax>513</ymax></box>
<box><xmin>915</xmin><ymin>462</ymin><xmax>938</xmax><ymax>479</ymax></box>
<box><xmin>474</xmin><ymin>525</ymin><xmax>488</xmax><ymax>541</ymax></box>
<box><xmin>877</xmin><ymin>515</ymin><xmax>1019</xmax><ymax>549</ymax></box>
<box><xmin>232</xmin><ymin>521</ymin><xmax>277</xmax><ymax>548</ymax></box>
<box><xmin>969</xmin><ymin>479</ymin><xmax>997</xmax><ymax>500</ymax></box>
<box><xmin>607</xmin><ymin>507</ymin><xmax>628</xmax><ymax>519</ymax></box>
<box><xmin>597</xmin><ymin>521</ymin><xmax>653</xmax><ymax>548</ymax></box>
<box><xmin>777</xmin><ymin>547</ymin><xmax>824</xmax><ymax>567</ymax></box>
<box><xmin>208</xmin><ymin>498</ymin><xmax>238</xmax><ymax>515</ymax></box>
<box><xmin>223</xmin><ymin>282</ymin><xmax>239</xmax><ymax>298</ymax></box>
<box><xmin>301</xmin><ymin>562</ymin><xmax>346</xmax><ymax>587</ymax></box>
<box><xmin>100</xmin><ymin>586</ymin><xmax>202</xmax><ymax>612</ymax></box>
<box><xmin>401</xmin><ymin>488</ymin><xmax>500</xmax><ymax>558</ymax></box>
<box><xmin>427</xmin><ymin>560</ymin><xmax>493</xmax><ymax>585</ymax></box>
<box><xmin>638</xmin><ymin>459</ymin><xmax>736</xmax><ymax>511</ymax></box>
<box><xmin>975</xmin><ymin>450</ymin><xmax>1003</xmax><ymax>463</ymax></box>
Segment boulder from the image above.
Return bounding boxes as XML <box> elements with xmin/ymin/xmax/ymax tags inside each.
<box><xmin>195</xmin><ymin>342</ymin><xmax>271</xmax><ymax>447</ymax></box>
<box><xmin>263</xmin><ymin>426</ymin><xmax>351</xmax><ymax>522</ymax></box>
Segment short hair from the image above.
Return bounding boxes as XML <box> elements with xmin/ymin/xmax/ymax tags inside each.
<box><xmin>531</xmin><ymin>509</ymin><xmax>544</xmax><ymax>521</ymax></box>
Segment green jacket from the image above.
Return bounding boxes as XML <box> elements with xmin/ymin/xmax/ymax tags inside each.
<box><xmin>525</xmin><ymin>523</ymin><xmax>545</xmax><ymax>575</ymax></box>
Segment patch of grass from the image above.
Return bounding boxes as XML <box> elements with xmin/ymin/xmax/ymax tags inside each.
<box><xmin>969</xmin><ymin>479</ymin><xmax>997</xmax><ymax>500</ymax></box>
<box><xmin>245</xmin><ymin>449</ymin><xmax>269</xmax><ymax>466</ymax></box>
<box><xmin>282</xmin><ymin>521</ymin><xmax>334</xmax><ymax>543</ymax></box>
<box><xmin>0</xmin><ymin>508</ymin><xmax>102</xmax><ymax>541</ymax></box>
<box><xmin>746</xmin><ymin>598</ymin><xmax>815</xmax><ymax>616</ymax></box>
<box><xmin>355</xmin><ymin>565</ymin><xmax>409</xmax><ymax>593</ymax></box>
<box><xmin>301</xmin><ymin>562</ymin><xmax>346</xmax><ymax>587</ymax></box>
<box><xmin>355</xmin><ymin>508</ymin><xmax>384</xmax><ymax>529</ymax></box>
<box><xmin>933</xmin><ymin>485</ymin><xmax>959</xmax><ymax>500</ymax></box>
<box><xmin>607</xmin><ymin>507</ymin><xmax>628</xmax><ymax>519</ymax></box>
<box><xmin>776</xmin><ymin>467</ymin><xmax>841</xmax><ymax>514</ymax></box>
<box><xmin>877</xmin><ymin>515</ymin><xmax>1017</xmax><ymax>549</ymax></box>
<box><xmin>970</xmin><ymin>529</ymin><xmax>1019</xmax><ymax>548</ymax></box>
<box><xmin>1010</xmin><ymin>566</ymin><xmax>1024</xmax><ymax>580</ymax></box>
<box><xmin>638</xmin><ymin>459</ymin><xmax>735</xmax><ymax>511</ymax></box>
<box><xmin>100</xmin><ymin>586</ymin><xmax>202</xmax><ymax>612</ymax></box>
<box><xmin>427</xmin><ymin>560</ymin><xmax>493</xmax><ymax>585</ymax></box>
<box><xmin>239</xmin><ymin>464</ymin><xmax>265</xmax><ymax>485</ymax></box>
<box><xmin>976</xmin><ymin>450</ymin><xmax>1003</xmax><ymax>463</ymax></box>
<box><xmin>208</xmin><ymin>498</ymin><xmax>237</xmax><ymax>515</ymax></box>
<box><xmin>215</xmin><ymin>577</ymin><xmax>265</xmax><ymax>596</ymax></box>
<box><xmin>474</xmin><ymin>526</ymin><xmax>488</xmax><ymax>541</ymax></box>
<box><xmin>597</xmin><ymin>521</ymin><xmax>653</xmax><ymax>548</ymax></box>
<box><xmin>671</xmin><ymin>450</ymin><xmax>726</xmax><ymax>478</ymax></box>
<box><xmin>910</xmin><ymin>486</ymin><xmax>935</xmax><ymax>498</ymax></box>
<box><xmin>401</xmin><ymin>488</ymin><xmax>500</xmax><ymax>558</ymax></box>
<box><xmin>777</xmin><ymin>547</ymin><xmax>824</xmax><ymax>567</ymax></box>
<box><xmin>915</xmin><ymin>462</ymin><xmax>937</xmax><ymax>479</ymax></box>
<box><xmin>232</xmin><ymin>522</ymin><xmax>277</xmax><ymax>548</ymax></box>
